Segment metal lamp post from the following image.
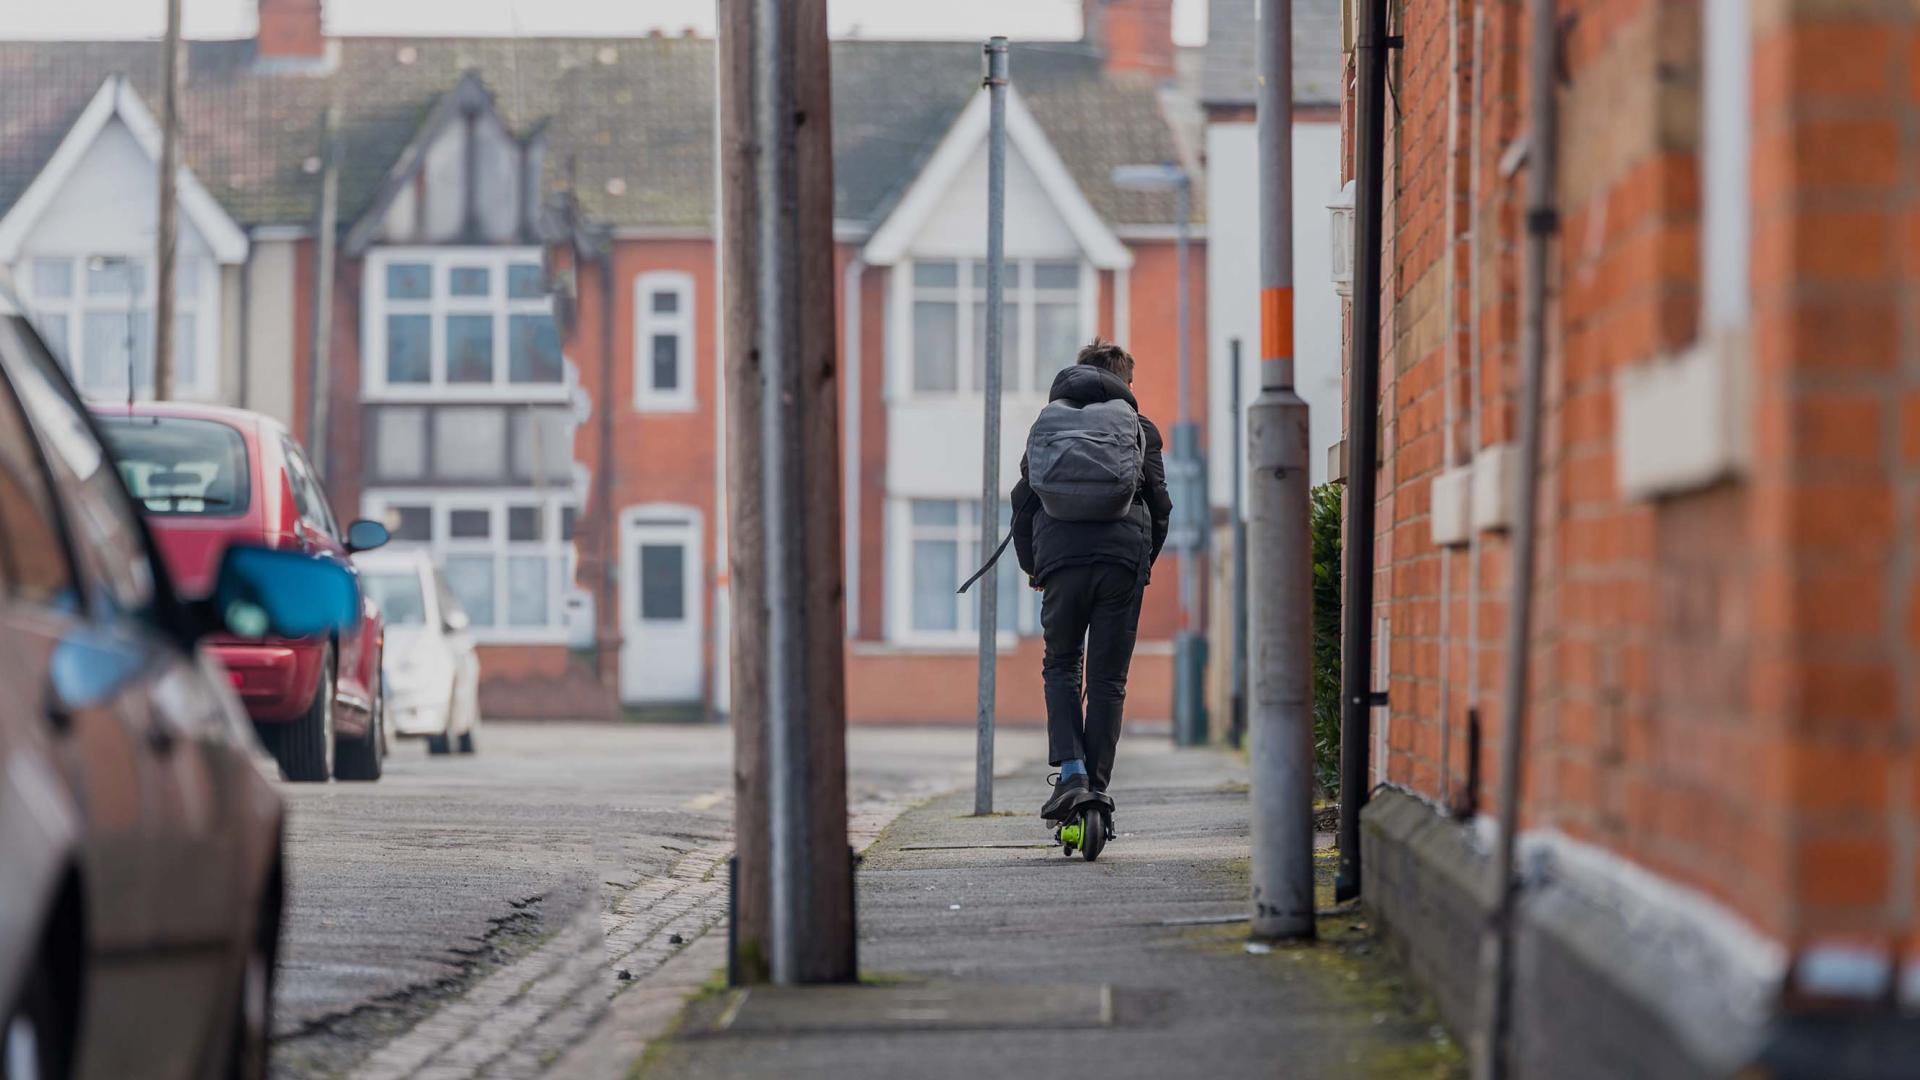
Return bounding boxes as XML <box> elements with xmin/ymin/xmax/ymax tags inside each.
<box><xmin>1110</xmin><ymin>162</ymin><xmax>1205</xmax><ymax>747</ymax></box>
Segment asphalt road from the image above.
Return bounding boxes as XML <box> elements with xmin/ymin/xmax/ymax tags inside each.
<box><xmin>266</xmin><ymin>721</ymin><xmax>1044</xmax><ymax>1079</ymax></box>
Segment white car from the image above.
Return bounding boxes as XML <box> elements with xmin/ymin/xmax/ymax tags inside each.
<box><xmin>354</xmin><ymin>548</ymin><xmax>481</xmax><ymax>755</ymax></box>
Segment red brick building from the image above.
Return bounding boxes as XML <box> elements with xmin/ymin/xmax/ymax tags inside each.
<box><xmin>0</xmin><ymin>0</ymin><xmax>1208</xmax><ymax>726</ymax></box>
<box><xmin>1344</xmin><ymin>0</ymin><xmax>1920</xmax><ymax>1071</ymax></box>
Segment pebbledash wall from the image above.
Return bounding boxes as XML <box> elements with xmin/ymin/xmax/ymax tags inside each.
<box><xmin>1348</xmin><ymin>0</ymin><xmax>1920</xmax><ymax>1073</ymax></box>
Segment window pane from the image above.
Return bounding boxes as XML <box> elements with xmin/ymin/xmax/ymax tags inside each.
<box><xmin>651</xmin><ymin>334</ymin><xmax>679</xmax><ymax>391</ymax></box>
<box><xmin>971</xmin><ymin>301</ymin><xmax>1019</xmax><ymax>391</ymax></box>
<box><xmin>386</xmin><ymin>262</ymin><xmax>431</xmax><ymax>300</ymax></box>
<box><xmin>910</xmin><ymin>539</ymin><xmax>958</xmax><ymax>631</ymax></box>
<box><xmin>1033</xmin><ymin>261</ymin><xmax>1080</xmax><ymax>290</ymax></box>
<box><xmin>508</xmin><ymin>505</ymin><xmax>542</xmax><ymax>541</ymax></box>
<box><xmin>80</xmin><ymin>311</ymin><xmax>149</xmax><ymax>397</ymax></box>
<box><xmin>372</xmin><ymin>406</ymin><xmax>426</xmax><ymax>480</ymax></box>
<box><xmin>1034</xmin><ymin>302</ymin><xmax>1081</xmax><ymax>384</ymax></box>
<box><xmin>85</xmin><ymin>257</ymin><xmax>143</xmax><ymax>298</ymax></box>
<box><xmin>433</xmin><ymin>406</ymin><xmax>508</xmax><ymax>480</ymax></box>
<box><xmin>385</xmin><ymin>504</ymin><xmax>431</xmax><ymax>541</ymax></box>
<box><xmin>446</xmin><ymin>314</ymin><xmax>494</xmax><ymax>383</ymax></box>
<box><xmin>449</xmin><ymin>266</ymin><xmax>489</xmax><ymax>297</ymax></box>
<box><xmin>560</xmin><ymin>506</ymin><xmax>578</xmax><ymax>540</ymax></box>
<box><xmin>386</xmin><ymin>314</ymin><xmax>430</xmax><ymax>383</ymax></box>
<box><xmin>509</xmin><ymin>313</ymin><xmax>562</xmax><ymax>383</ymax></box>
<box><xmin>912</xmin><ymin>261</ymin><xmax>958</xmax><ymax>288</ymax></box>
<box><xmin>639</xmin><ymin>543</ymin><xmax>685</xmax><ymax>620</ymax></box>
<box><xmin>449</xmin><ymin>508</ymin><xmax>491</xmax><ymax>538</ymax></box>
<box><xmin>912</xmin><ymin>301</ymin><xmax>957</xmax><ymax>392</ymax></box>
<box><xmin>507</xmin><ymin>264</ymin><xmax>545</xmax><ymax>299</ymax></box>
<box><xmin>32</xmin><ymin>258</ymin><xmax>71</xmax><ymax>300</ymax></box>
<box><xmin>970</xmin><ymin>261</ymin><xmax>1022</xmax><ymax>288</ymax></box>
<box><xmin>35</xmin><ymin>316</ymin><xmax>67</xmax><ymax>363</ymax></box>
<box><xmin>510</xmin><ymin>408</ymin><xmax>572</xmax><ymax>483</ymax></box>
<box><xmin>910</xmin><ymin>499</ymin><xmax>959</xmax><ymax>528</ymax></box>
<box><xmin>443</xmin><ymin>553</ymin><xmax>495</xmax><ymax>626</ymax></box>
<box><xmin>506</xmin><ymin>555</ymin><xmax>549</xmax><ymax>626</ymax></box>
<box><xmin>650</xmin><ymin>289</ymin><xmax>679</xmax><ymax>314</ymax></box>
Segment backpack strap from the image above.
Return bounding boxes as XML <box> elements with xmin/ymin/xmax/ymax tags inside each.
<box><xmin>956</xmin><ymin>489</ymin><xmax>1036</xmax><ymax>595</ymax></box>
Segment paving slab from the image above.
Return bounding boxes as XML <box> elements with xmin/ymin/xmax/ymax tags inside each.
<box><xmin>638</xmin><ymin>740</ymin><xmax>1465</xmax><ymax>1080</ymax></box>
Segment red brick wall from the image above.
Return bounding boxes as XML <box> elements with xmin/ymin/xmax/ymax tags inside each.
<box><xmin>1359</xmin><ymin>0</ymin><xmax>1920</xmax><ymax>957</ymax></box>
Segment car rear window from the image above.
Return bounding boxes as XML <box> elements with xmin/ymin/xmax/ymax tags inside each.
<box><xmin>364</xmin><ymin>569</ymin><xmax>427</xmax><ymax>625</ymax></box>
<box><xmin>96</xmin><ymin>415</ymin><xmax>251</xmax><ymax>516</ymax></box>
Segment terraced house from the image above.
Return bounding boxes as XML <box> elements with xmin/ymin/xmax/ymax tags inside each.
<box><xmin>0</xmin><ymin>0</ymin><xmax>1351</xmax><ymax>725</ymax></box>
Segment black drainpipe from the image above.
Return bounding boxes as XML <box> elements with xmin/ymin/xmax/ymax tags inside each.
<box><xmin>1336</xmin><ymin>0</ymin><xmax>1392</xmax><ymax>903</ymax></box>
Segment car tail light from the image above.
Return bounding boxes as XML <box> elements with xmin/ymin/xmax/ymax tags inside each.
<box><xmin>227</xmin><ymin>669</ymin><xmax>247</xmax><ymax>688</ymax></box>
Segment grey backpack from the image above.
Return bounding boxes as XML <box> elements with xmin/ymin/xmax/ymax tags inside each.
<box><xmin>1025</xmin><ymin>397</ymin><xmax>1145</xmax><ymax>522</ymax></box>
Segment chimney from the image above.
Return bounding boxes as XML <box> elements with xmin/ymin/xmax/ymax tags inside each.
<box><xmin>1083</xmin><ymin>0</ymin><xmax>1175</xmax><ymax>79</ymax></box>
<box><xmin>258</xmin><ymin>0</ymin><xmax>325</xmax><ymax>61</ymax></box>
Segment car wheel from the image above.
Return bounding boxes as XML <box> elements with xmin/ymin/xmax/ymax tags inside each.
<box><xmin>278</xmin><ymin>648</ymin><xmax>335</xmax><ymax>782</ymax></box>
<box><xmin>3</xmin><ymin>952</ymin><xmax>69</xmax><ymax>1080</ymax></box>
<box><xmin>334</xmin><ymin>691</ymin><xmax>383</xmax><ymax>782</ymax></box>
<box><xmin>456</xmin><ymin>727</ymin><xmax>476</xmax><ymax>755</ymax></box>
<box><xmin>225</xmin><ymin>894</ymin><xmax>277</xmax><ymax>1080</ymax></box>
<box><xmin>426</xmin><ymin>691</ymin><xmax>454</xmax><ymax>756</ymax></box>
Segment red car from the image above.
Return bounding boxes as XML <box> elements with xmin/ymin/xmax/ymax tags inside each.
<box><xmin>91</xmin><ymin>402</ymin><xmax>391</xmax><ymax>782</ymax></box>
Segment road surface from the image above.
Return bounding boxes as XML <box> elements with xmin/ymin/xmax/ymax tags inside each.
<box><xmin>268</xmin><ymin>721</ymin><xmax>1044</xmax><ymax>1079</ymax></box>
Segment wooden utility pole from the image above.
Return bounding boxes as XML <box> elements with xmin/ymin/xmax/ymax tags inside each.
<box><xmin>719</xmin><ymin>0</ymin><xmax>854</xmax><ymax>985</ymax></box>
<box><xmin>152</xmin><ymin>0</ymin><xmax>183</xmax><ymax>400</ymax></box>
<box><xmin>307</xmin><ymin>104</ymin><xmax>340</xmax><ymax>476</ymax></box>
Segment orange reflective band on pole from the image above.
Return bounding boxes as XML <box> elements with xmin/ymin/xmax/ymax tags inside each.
<box><xmin>1260</xmin><ymin>286</ymin><xmax>1294</xmax><ymax>360</ymax></box>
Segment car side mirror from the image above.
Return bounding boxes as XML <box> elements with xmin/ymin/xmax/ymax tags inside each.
<box><xmin>345</xmin><ymin>519</ymin><xmax>390</xmax><ymax>554</ymax></box>
<box><xmin>442</xmin><ymin>608</ymin><xmax>470</xmax><ymax>633</ymax></box>
<box><xmin>209</xmin><ymin>544</ymin><xmax>362</xmax><ymax>640</ymax></box>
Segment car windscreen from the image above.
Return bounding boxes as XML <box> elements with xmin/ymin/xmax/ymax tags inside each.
<box><xmin>96</xmin><ymin>415</ymin><xmax>251</xmax><ymax>516</ymax></box>
<box><xmin>363</xmin><ymin>570</ymin><xmax>427</xmax><ymax>625</ymax></box>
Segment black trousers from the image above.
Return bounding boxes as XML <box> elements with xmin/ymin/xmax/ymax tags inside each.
<box><xmin>1040</xmin><ymin>561</ymin><xmax>1146</xmax><ymax>792</ymax></box>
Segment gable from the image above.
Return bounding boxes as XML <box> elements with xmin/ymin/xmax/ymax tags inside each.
<box><xmin>344</xmin><ymin>74</ymin><xmax>553</xmax><ymax>254</ymax></box>
<box><xmin>0</xmin><ymin>76</ymin><xmax>246</xmax><ymax>265</ymax></box>
<box><xmin>861</xmin><ymin>87</ymin><xmax>1131</xmax><ymax>269</ymax></box>
<box><xmin>903</xmin><ymin>138</ymin><xmax>1080</xmax><ymax>258</ymax></box>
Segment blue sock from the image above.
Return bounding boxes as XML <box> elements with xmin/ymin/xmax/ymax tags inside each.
<box><xmin>1059</xmin><ymin>759</ymin><xmax>1087</xmax><ymax>780</ymax></box>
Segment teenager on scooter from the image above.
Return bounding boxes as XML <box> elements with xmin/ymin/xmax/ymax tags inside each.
<box><xmin>1010</xmin><ymin>338</ymin><xmax>1172</xmax><ymax>831</ymax></box>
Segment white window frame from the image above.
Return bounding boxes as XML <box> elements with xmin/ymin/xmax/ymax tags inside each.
<box><xmin>361</xmin><ymin>247</ymin><xmax>565</xmax><ymax>402</ymax></box>
<box><xmin>633</xmin><ymin>270</ymin><xmax>696</xmax><ymax>412</ymax></box>
<box><xmin>1615</xmin><ymin>0</ymin><xmax>1750</xmax><ymax>500</ymax></box>
<box><xmin>362</xmin><ymin>489</ymin><xmax>578</xmax><ymax>644</ymax></box>
<box><xmin>884</xmin><ymin>495</ymin><xmax>1040</xmax><ymax>648</ymax></box>
<box><xmin>888</xmin><ymin>257</ymin><xmax>1095</xmax><ymax>402</ymax></box>
<box><xmin>15</xmin><ymin>251</ymin><xmax>219</xmax><ymax>401</ymax></box>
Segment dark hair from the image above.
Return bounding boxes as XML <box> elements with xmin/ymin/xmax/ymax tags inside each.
<box><xmin>1075</xmin><ymin>337</ymin><xmax>1135</xmax><ymax>383</ymax></box>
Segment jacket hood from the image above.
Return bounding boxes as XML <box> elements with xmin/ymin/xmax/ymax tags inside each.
<box><xmin>1048</xmin><ymin>364</ymin><xmax>1137</xmax><ymax>408</ymax></box>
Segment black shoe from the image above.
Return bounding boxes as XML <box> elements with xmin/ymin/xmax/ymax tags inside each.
<box><xmin>1041</xmin><ymin>772</ymin><xmax>1092</xmax><ymax>821</ymax></box>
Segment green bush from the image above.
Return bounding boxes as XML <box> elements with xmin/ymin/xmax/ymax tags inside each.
<box><xmin>1311</xmin><ymin>483</ymin><xmax>1342</xmax><ymax>799</ymax></box>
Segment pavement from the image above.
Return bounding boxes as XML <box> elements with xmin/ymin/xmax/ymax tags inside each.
<box><xmin>266</xmin><ymin>721</ymin><xmax>1046</xmax><ymax>1079</ymax></box>
<box><xmin>630</xmin><ymin>740</ymin><xmax>1465</xmax><ymax>1080</ymax></box>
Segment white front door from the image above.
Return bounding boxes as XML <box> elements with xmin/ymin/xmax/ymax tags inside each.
<box><xmin>619</xmin><ymin>506</ymin><xmax>704</xmax><ymax>704</ymax></box>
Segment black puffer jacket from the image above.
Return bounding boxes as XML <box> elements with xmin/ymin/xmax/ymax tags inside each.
<box><xmin>1010</xmin><ymin>365</ymin><xmax>1173</xmax><ymax>586</ymax></box>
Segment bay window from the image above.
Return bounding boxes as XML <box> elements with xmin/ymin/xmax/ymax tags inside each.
<box><xmin>894</xmin><ymin>497</ymin><xmax>1039</xmax><ymax>642</ymax></box>
<box><xmin>364</xmin><ymin>493</ymin><xmax>579</xmax><ymax>641</ymax></box>
<box><xmin>363</xmin><ymin>248</ymin><xmax>563</xmax><ymax>397</ymax></box>
<box><xmin>16</xmin><ymin>252</ymin><xmax>217</xmax><ymax>400</ymax></box>
<box><xmin>903</xmin><ymin>257</ymin><xmax>1090</xmax><ymax>397</ymax></box>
